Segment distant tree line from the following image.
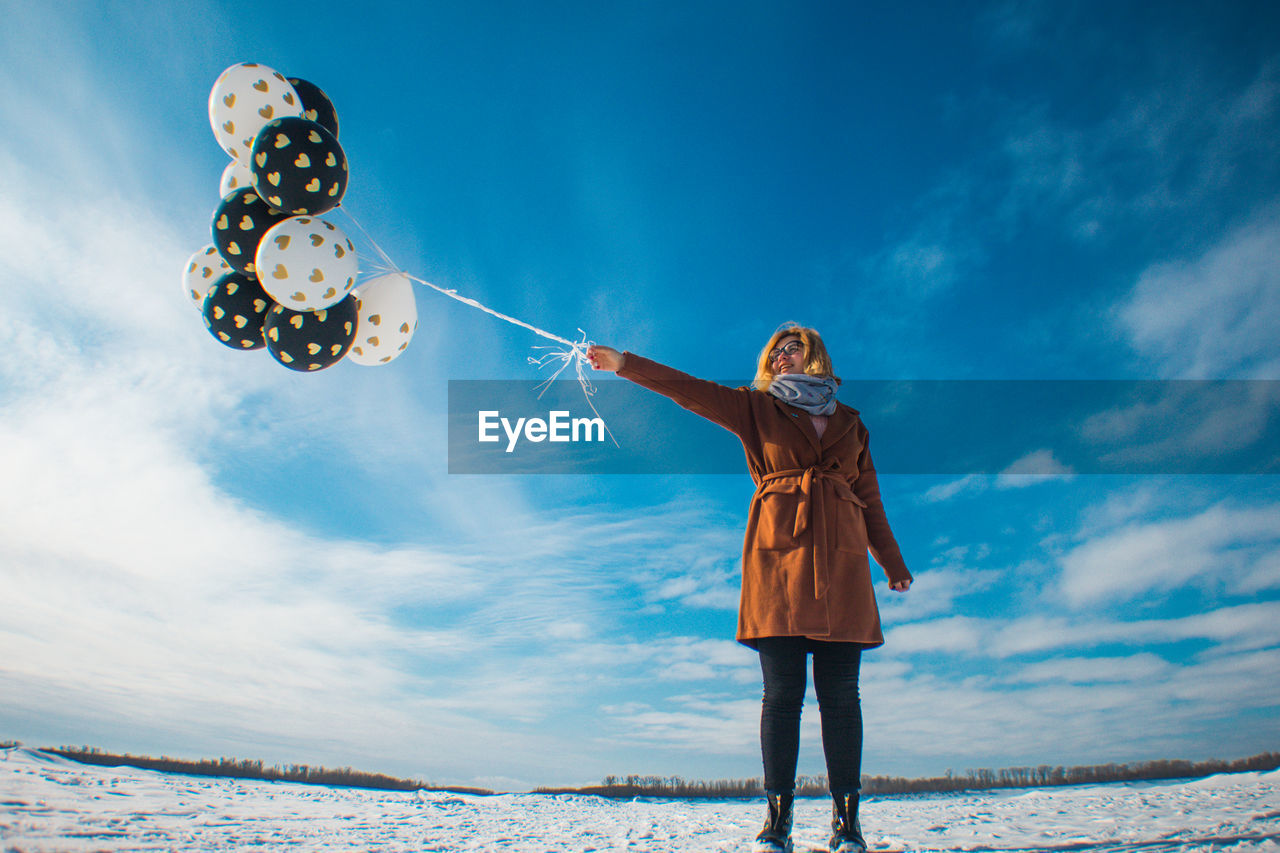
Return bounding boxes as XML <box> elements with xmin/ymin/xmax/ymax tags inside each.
<box><xmin>6</xmin><ymin>743</ymin><xmax>1274</xmax><ymax>799</ymax></box>
<box><xmin>859</xmin><ymin>752</ymin><xmax>1280</xmax><ymax>795</ymax></box>
<box><xmin>39</xmin><ymin>744</ymin><xmax>493</xmax><ymax>796</ymax></box>
<box><xmin>538</xmin><ymin>775</ymin><xmax>801</xmax><ymax>798</ymax></box>
<box><xmin>536</xmin><ymin>752</ymin><xmax>1280</xmax><ymax>799</ymax></box>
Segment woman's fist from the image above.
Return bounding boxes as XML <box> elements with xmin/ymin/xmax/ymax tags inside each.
<box><xmin>586</xmin><ymin>345</ymin><xmax>625</xmax><ymax>372</ymax></box>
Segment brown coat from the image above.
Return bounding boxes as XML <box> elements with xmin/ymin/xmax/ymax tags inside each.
<box><xmin>617</xmin><ymin>353</ymin><xmax>912</xmax><ymax>648</ymax></box>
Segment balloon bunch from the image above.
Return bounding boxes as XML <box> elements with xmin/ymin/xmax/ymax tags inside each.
<box><xmin>183</xmin><ymin>63</ymin><xmax>418</xmax><ymax>372</ymax></box>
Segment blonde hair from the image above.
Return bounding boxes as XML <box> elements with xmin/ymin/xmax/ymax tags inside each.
<box><xmin>753</xmin><ymin>323</ymin><xmax>839</xmax><ymax>390</ymax></box>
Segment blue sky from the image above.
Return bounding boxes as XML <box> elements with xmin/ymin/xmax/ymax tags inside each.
<box><xmin>1</xmin><ymin>1</ymin><xmax>1278</xmax><ymax>792</ymax></box>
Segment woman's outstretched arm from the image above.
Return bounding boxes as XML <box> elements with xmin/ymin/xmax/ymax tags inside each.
<box><xmin>587</xmin><ymin>345</ymin><xmax>753</xmax><ymax>438</ymax></box>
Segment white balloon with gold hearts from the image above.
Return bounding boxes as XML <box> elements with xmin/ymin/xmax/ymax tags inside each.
<box><xmin>208</xmin><ymin>63</ymin><xmax>302</xmax><ymax>164</ymax></box>
<box><xmin>182</xmin><ymin>243</ymin><xmax>231</xmax><ymax>310</ymax></box>
<box><xmin>348</xmin><ymin>273</ymin><xmax>418</xmax><ymax>366</ymax></box>
<box><xmin>219</xmin><ymin>159</ymin><xmax>254</xmax><ymax>197</ymax></box>
<box><xmin>253</xmin><ymin>215</ymin><xmax>358</xmax><ymax>312</ymax></box>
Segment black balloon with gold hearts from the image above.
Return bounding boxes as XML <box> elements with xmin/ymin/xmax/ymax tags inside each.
<box><xmin>249</xmin><ymin>116</ymin><xmax>348</xmax><ymax>216</ymax></box>
<box><xmin>211</xmin><ymin>188</ymin><xmax>290</xmax><ymax>276</ymax></box>
<box><xmin>263</xmin><ymin>294</ymin><xmax>358</xmax><ymax>371</ymax></box>
<box><xmin>201</xmin><ymin>271</ymin><xmax>274</xmax><ymax>351</ymax></box>
<box><xmin>286</xmin><ymin>77</ymin><xmax>339</xmax><ymax>138</ymax></box>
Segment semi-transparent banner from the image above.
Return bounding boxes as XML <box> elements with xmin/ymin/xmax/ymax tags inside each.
<box><xmin>447</xmin><ymin>380</ymin><xmax>1280</xmax><ymax>475</ymax></box>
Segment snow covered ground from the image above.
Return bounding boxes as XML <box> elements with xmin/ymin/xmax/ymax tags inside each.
<box><xmin>2</xmin><ymin>747</ymin><xmax>1278</xmax><ymax>852</ymax></box>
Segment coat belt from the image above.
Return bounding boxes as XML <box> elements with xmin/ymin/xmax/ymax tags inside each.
<box><xmin>755</xmin><ymin>459</ymin><xmax>861</xmax><ymax>600</ymax></box>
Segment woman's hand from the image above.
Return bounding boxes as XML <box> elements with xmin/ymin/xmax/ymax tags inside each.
<box><xmin>889</xmin><ymin>578</ymin><xmax>912</xmax><ymax>593</ymax></box>
<box><xmin>586</xmin><ymin>345</ymin><xmax>625</xmax><ymax>372</ymax></box>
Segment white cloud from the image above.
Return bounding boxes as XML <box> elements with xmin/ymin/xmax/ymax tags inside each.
<box><xmin>1115</xmin><ymin>210</ymin><xmax>1280</xmax><ymax>378</ymax></box>
<box><xmin>1057</xmin><ymin>503</ymin><xmax>1280</xmax><ymax>607</ymax></box>
<box><xmin>1079</xmin><ymin>382</ymin><xmax>1280</xmax><ymax>473</ymax></box>
<box><xmin>606</xmin><ymin>698</ymin><xmax>761</xmax><ymax>755</ymax></box>
<box><xmin>883</xmin><ymin>599</ymin><xmax>1280</xmax><ymax>661</ymax></box>
<box><xmin>1009</xmin><ymin>653</ymin><xmax>1171</xmax><ymax>684</ymax></box>
<box><xmin>1131</xmin><ymin>602</ymin><xmax>1280</xmax><ymax>654</ymax></box>
<box><xmin>996</xmin><ymin>449</ymin><xmax>1075</xmax><ymax>487</ymax></box>
<box><xmin>1236</xmin><ymin>549</ymin><xmax>1280</xmax><ymax>596</ymax></box>
<box><xmin>562</xmin><ymin>637</ymin><xmax>758</xmax><ymax>689</ymax></box>
<box><xmin>882</xmin><ymin>616</ymin><xmax>986</xmax><ymax>655</ymax></box>
<box><xmin>879</xmin><ymin>562</ymin><xmax>1003</xmax><ymax>623</ymax></box>
<box><xmin>878</xmin><ymin>239</ymin><xmax>964</xmax><ymax>297</ymax></box>
<box><xmin>1071</xmin><ymin>482</ymin><xmax>1183</xmax><ymax>536</ymax></box>
<box><xmin>918</xmin><ymin>455</ymin><xmax>1076</xmax><ymax>502</ymax></box>
<box><xmin>920</xmin><ymin>474</ymin><xmax>984</xmax><ymax>503</ymax></box>
<box><xmin>856</xmin><ymin>173</ymin><xmax>982</xmax><ymax>314</ymax></box>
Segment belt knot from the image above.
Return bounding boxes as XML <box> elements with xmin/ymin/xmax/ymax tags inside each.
<box><xmin>756</xmin><ymin>459</ymin><xmax>846</xmax><ymax>599</ymax></box>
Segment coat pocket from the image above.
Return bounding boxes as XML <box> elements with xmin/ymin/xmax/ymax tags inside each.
<box><xmin>753</xmin><ymin>482</ymin><xmax>802</xmax><ymax>550</ymax></box>
<box><xmin>831</xmin><ymin>480</ymin><xmax>868</xmax><ymax>553</ymax></box>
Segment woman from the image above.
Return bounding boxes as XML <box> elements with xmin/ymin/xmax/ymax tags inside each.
<box><xmin>587</xmin><ymin>325</ymin><xmax>912</xmax><ymax>853</ymax></box>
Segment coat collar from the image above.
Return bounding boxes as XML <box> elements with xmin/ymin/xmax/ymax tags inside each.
<box><xmin>820</xmin><ymin>403</ymin><xmax>859</xmax><ymax>450</ymax></box>
<box><xmin>769</xmin><ymin>395</ymin><xmax>860</xmax><ymax>454</ymax></box>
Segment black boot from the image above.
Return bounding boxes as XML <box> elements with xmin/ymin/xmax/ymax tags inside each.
<box><xmin>829</xmin><ymin>791</ymin><xmax>867</xmax><ymax>853</ymax></box>
<box><xmin>752</xmin><ymin>790</ymin><xmax>794</xmax><ymax>853</ymax></box>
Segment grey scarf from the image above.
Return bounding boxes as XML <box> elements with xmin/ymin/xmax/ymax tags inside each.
<box><xmin>767</xmin><ymin>373</ymin><xmax>839</xmax><ymax>415</ymax></box>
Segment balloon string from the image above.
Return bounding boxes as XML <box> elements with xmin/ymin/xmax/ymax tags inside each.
<box><xmin>356</xmin><ymin>254</ymin><xmax>395</xmax><ymax>275</ymax></box>
<box><xmin>335</xmin><ymin>207</ymin><xmax>619</xmax><ymax>447</ymax></box>
<box><xmin>338</xmin><ymin>207</ymin><xmax>400</xmax><ymax>274</ymax></box>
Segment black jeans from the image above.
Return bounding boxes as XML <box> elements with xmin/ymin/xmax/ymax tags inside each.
<box><xmin>757</xmin><ymin>636</ymin><xmax>863</xmax><ymax>795</ymax></box>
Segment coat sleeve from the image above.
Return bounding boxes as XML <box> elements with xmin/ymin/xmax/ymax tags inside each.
<box><xmin>853</xmin><ymin>435</ymin><xmax>913</xmax><ymax>585</ymax></box>
<box><xmin>616</xmin><ymin>352</ymin><xmax>753</xmax><ymax>437</ymax></box>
